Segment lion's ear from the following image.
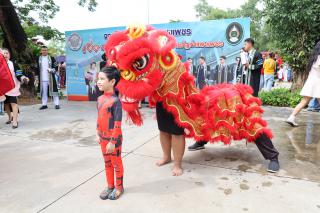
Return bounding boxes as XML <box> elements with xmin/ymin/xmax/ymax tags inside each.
<box><xmin>149</xmin><ymin>30</ymin><xmax>176</xmax><ymax>56</ymax></box>
<box><xmin>104</xmin><ymin>31</ymin><xmax>129</xmax><ymax>61</ymax></box>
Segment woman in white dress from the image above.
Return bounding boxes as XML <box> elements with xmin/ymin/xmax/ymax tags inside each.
<box><xmin>286</xmin><ymin>41</ymin><xmax>320</xmax><ymax>126</ymax></box>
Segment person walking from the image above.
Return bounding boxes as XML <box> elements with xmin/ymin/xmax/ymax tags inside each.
<box><xmin>286</xmin><ymin>41</ymin><xmax>320</xmax><ymax>126</ymax></box>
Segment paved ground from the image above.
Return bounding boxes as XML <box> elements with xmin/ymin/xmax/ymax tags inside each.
<box><xmin>0</xmin><ymin>100</ymin><xmax>319</xmax><ymax>213</ymax></box>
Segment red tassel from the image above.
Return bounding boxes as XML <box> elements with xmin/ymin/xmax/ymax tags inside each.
<box><xmin>127</xmin><ymin>110</ymin><xmax>143</xmax><ymax>126</ymax></box>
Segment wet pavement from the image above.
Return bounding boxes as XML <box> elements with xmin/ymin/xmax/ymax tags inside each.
<box><xmin>0</xmin><ymin>101</ymin><xmax>319</xmax><ymax>213</ymax></box>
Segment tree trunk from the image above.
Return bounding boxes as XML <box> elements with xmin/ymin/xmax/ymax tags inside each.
<box><xmin>0</xmin><ymin>0</ymin><xmax>32</xmax><ymax>63</ymax></box>
<box><xmin>291</xmin><ymin>70</ymin><xmax>308</xmax><ymax>91</ymax></box>
<box><xmin>0</xmin><ymin>0</ymin><xmax>36</xmax><ymax>98</ymax></box>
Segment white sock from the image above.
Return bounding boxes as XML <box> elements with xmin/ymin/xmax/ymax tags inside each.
<box><xmin>288</xmin><ymin>114</ymin><xmax>295</xmax><ymax>121</ymax></box>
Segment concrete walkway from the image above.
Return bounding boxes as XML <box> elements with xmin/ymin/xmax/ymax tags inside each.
<box><xmin>0</xmin><ymin>101</ymin><xmax>319</xmax><ymax>213</ymax></box>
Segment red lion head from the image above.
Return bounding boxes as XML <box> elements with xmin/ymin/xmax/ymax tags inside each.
<box><xmin>104</xmin><ymin>25</ymin><xmax>180</xmax><ymax>119</ymax></box>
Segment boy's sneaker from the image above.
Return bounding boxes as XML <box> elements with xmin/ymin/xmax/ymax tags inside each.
<box><xmin>99</xmin><ymin>188</ymin><xmax>114</xmax><ymax>200</ymax></box>
<box><xmin>108</xmin><ymin>188</ymin><xmax>124</xmax><ymax>200</ymax></box>
<box><xmin>267</xmin><ymin>160</ymin><xmax>280</xmax><ymax>173</ymax></box>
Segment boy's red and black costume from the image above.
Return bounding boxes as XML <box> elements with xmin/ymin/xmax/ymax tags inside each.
<box><xmin>97</xmin><ymin>92</ymin><xmax>123</xmax><ymax>190</ymax></box>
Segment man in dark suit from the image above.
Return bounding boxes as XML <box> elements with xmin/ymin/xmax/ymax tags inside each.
<box><xmin>196</xmin><ymin>56</ymin><xmax>210</xmax><ymax>89</ymax></box>
<box><xmin>212</xmin><ymin>56</ymin><xmax>233</xmax><ymax>84</ymax></box>
<box><xmin>243</xmin><ymin>38</ymin><xmax>263</xmax><ymax>97</ymax></box>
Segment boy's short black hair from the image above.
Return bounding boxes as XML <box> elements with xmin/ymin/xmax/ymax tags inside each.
<box><xmin>100</xmin><ymin>66</ymin><xmax>121</xmax><ymax>87</ymax></box>
<box><xmin>199</xmin><ymin>56</ymin><xmax>206</xmax><ymax>61</ymax></box>
<box><xmin>41</xmin><ymin>45</ymin><xmax>48</xmax><ymax>49</ymax></box>
<box><xmin>101</xmin><ymin>53</ymin><xmax>107</xmax><ymax>61</ymax></box>
<box><xmin>244</xmin><ymin>38</ymin><xmax>255</xmax><ymax>46</ymax></box>
<box><xmin>220</xmin><ymin>55</ymin><xmax>226</xmax><ymax>60</ymax></box>
<box><xmin>187</xmin><ymin>57</ymin><xmax>192</xmax><ymax>60</ymax></box>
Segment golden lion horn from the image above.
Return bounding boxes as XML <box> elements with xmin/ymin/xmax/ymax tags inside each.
<box><xmin>127</xmin><ymin>24</ymin><xmax>146</xmax><ymax>39</ymax></box>
<box><xmin>121</xmin><ymin>70</ymin><xmax>136</xmax><ymax>81</ymax></box>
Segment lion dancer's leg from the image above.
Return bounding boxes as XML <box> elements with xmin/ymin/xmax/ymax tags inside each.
<box><xmin>188</xmin><ymin>134</ymin><xmax>280</xmax><ymax>172</ymax></box>
<box><xmin>156</xmin><ymin>102</ymin><xmax>186</xmax><ymax>176</ymax></box>
<box><xmin>255</xmin><ymin>134</ymin><xmax>279</xmax><ymax>173</ymax></box>
<box><xmin>156</xmin><ymin>131</ymin><xmax>172</xmax><ymax>166</ymax></box>
<box><xmin>171</xmin><ymin>134</ymin><xmax>185</xmax><ymax>176</ymax></box>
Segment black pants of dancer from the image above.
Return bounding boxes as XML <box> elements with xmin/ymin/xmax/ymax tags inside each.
<box><xmin>197</xmin><ymin>133</ymin><xmax>279</xmax><ymax>161</ymax></box>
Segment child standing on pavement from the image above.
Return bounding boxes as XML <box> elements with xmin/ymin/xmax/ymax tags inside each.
<box><xmin>96</xmin><ymin>66</ymin><xmax>124</xmax><ymax>200</ymax></box>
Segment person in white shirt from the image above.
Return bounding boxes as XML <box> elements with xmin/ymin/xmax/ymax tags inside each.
<box><xmin>35</xmin><ymin>46</ymin><xmax>60</xmax><ymax>110</ymax></box>
<box><xmin>239</xmin><ymin>47</ymin><xmax>249</xmax><ymax>83</ymax></box>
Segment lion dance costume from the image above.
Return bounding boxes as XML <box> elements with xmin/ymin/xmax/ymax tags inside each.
<box><xmin>104</xmin><ymin>25</ymin><xmax>274</xmax><ymax>145</ymax></box>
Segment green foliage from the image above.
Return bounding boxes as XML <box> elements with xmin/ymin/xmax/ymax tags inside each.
<box><xmin>6</xmin><ymin>0</ymin><xmax>97</xmax><ymax>61</ymax></box>
<box><xmin>24</xmin><ymin>24</ymin><xmax>63</xmax><ymax>40</ymax></box>
<box><xmin>47</xmin><ymin>37</ymin><xmax>65</xmax><ymax>56</ymax></box>
<box><xmin>194</xmin><ymin>0</ymin><xmax>270</xmax><ymax>50</ymax></box>
<box><xmin>78</xmin><ymin>0</ymin><xmax>98</xmax><ymax>12</ymax></box>
<box><xmin>264</xmin><ymin>0</ymin><xmax>320</xmax><ymax>73</ymax></box>
<box><xmin>13</xmin><ymin>0</ymin><xmax>98</xmax><ymax>23</ymax></box>
<box><xmin>259</xmin><ymin>88</ymin><xmax>302</xmax><ymax>107</ymax></box>
<box><xmin>27</xmin><ymin>40</ymin><xmax>41</xmax><ymax>58</ymax></box>
<box><xmin>13</xmin><ymin>0</ymin><xmax>60</xmax><ymax>23</ymax></box>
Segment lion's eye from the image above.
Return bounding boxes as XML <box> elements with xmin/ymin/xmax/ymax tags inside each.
<box><xmin>133</xmin><ymin>54</ymin><xmax>149</xmax><ymax>71</ymax></box>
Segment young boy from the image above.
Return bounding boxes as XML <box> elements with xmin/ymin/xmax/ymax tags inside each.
<box><xmin>96</xmin><ymin>66</ymin><xmax>124</xmax><ymax>200</ymax></box>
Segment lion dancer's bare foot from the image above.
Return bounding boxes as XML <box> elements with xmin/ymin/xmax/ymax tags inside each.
<box><xmin>156</xmin><ymin>157</ymin><xmax>171</xmax><ymax>166</ymax></box>
<box><xmin>156</xmin><ymin>131</ymin><xmax>172</xmax><ymax>167</ymax></box>
<box><xmin>171</xmin><ymin>134</ymin><xmax>185</xmax><ymax>176</ymax></box>
<box><xmin>172</xmin><ymin>161</ymin><xmax>183</xmax><ymax>176</ymax></box>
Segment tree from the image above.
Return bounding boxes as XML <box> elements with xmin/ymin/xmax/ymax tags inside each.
<box><xmin>0</xmin><ymin>0</ymin><xmax>97</xmax><ymax>97</ymax></box>
<box><xmin>194</xmin><ymin>0</ymin><xmax>270</xmax><ymax>50</ymax></box>
<box><xmin>0</xmin><ymin>0</ymin><xmax>32</xmax><ymax>63</ymax></box>
<box><xmin>0</xmin><ymin>0</ymin><xmax>97</xmax><ymax>63</ymax></box>
<box><xmin>264</xmin><ymin>0</ymin><xmax>320</xmax><ymax>89</ymax></box>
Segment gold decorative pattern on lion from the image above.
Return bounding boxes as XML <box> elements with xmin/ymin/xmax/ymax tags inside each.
<box><xmin>104</xmin><ymin>25</ymin><xmax>272</xmax><ymax>144</ymax></box>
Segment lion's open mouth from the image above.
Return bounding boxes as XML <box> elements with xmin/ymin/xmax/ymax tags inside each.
<box><xmin>136</xmin><ymin>71</ymin><xmax>149</xmax><ymax>81</ymax></box>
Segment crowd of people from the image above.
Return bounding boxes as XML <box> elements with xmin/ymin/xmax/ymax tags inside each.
<box><xmin>0</xmin><ymin>46</ymin><xmax>62</xmax><ymax>128</ymax></box>
<box><xmin>187</xmin><ymin>42</ymin><xmax>293</xmax><ymax>94</ymax></box>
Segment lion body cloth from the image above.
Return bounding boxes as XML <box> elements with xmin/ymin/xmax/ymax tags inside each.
<box><xmin>104</xmin><ymin>25</ymin><xmax>272</xmax><ymax>144</ymax></box>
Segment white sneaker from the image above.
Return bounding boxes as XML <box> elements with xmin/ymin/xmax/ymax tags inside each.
<box><xmin>286</xmin><ymin>116</ymin><xmax>298</xmax><ymax>127</ymax></box>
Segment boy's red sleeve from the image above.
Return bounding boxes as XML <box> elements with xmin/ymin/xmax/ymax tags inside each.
<box><xmin>110</xmin><ymin>99</ymin><xmax>122</xmax><ymax>144</ymax></box>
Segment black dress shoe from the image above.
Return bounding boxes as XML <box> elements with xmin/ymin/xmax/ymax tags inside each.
<box><xmin>267</xmin><ymin>159</ymin><xmax>280</xmax><ymax>173</ymax></box>
<box><xmin>188</xmin><ymin>142</ymin><xmax>206</xmax><ymax>151</ymax></box>
<box><xmin>39</xmin><ymin>105</ymin><xmax>48</xmax><ymax>110</ymax></box>
<box><xmin>55</xmin><ymin>105</ymin><xmax>60</xmax><ymax>109</ymax></box>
